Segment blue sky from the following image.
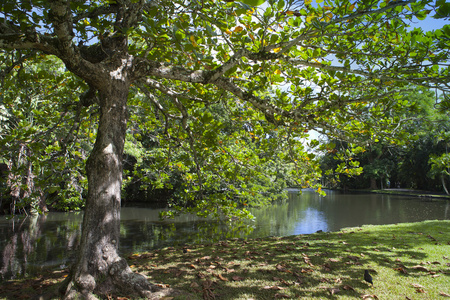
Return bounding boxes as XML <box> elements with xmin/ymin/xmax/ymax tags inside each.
<box><xmin>411</xmin><ymin>16</ymin><xmax>449</xmax><ymax>31</ymax></box>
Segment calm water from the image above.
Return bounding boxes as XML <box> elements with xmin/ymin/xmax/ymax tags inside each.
<box><xmin>1</xmin><ymin>189</ymin><xmax>449</xmax><ymax>280</ymax></box>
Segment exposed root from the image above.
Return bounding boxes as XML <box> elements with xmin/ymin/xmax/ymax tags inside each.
<box><xmin>60</xmin><ymin>258</ymin><xmax>187</xmax><ymax>299</ymax></box>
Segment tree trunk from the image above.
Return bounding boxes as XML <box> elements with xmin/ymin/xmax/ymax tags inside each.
<box><xmin>370</xmin><ymin>178</ymin><xmax>378</xmax><ymax>189</ymax></box>
<box><xmin>441</xmin><ymin>175</ymin><xmax>449</xmax><ymax>195</ymax></box>
<box><xmin>59</xmin><ymin>75</ymin><xmax>176</xmax><ymax>299</ymax></box>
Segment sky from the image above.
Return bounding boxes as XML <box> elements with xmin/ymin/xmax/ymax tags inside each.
<box><xmin>410</xmin><ymin>16</ymin><xmax>449</xmax><ymax>32</ymax></box>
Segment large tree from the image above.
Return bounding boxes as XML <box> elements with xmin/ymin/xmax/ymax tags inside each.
<box><xmin>1</xmin><ymin>0</ymin><xmax>449</xmax><ymax>298</ymax></box>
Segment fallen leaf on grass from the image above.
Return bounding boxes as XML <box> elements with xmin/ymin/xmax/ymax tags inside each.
<box><xmin>329</xmin><ymin>288</ymin><xmax>340</xmax><ymax>295</ymax></box>
<box><xmin>415</xmin><ymin>288</ymin><xmax>427</xmax><ymax>293</ymax></box>
<box><xmin>427</xmin><ymin>234</ymin><xmax>437</xmax><ymax>241</ymax></box>
<box><xmin>411</xmin><ymin>283</ymin><xmax>424</xmax><ymax>288</ymax></box>
<box><xmin>128</xmin><ymin>254</ymin><xmax>140</xmax><ymax>260</ymax></box>
<box><xmin>347</xmin><ymin>255</ymin><xmax>359</xmax><ymax>261</ymax></box>
<box><xmin>276</xmin><ymin>264</ymin><xmax>287</xmax><ymax>272</ymax></box>
<box><xmin>216</xmin><ymin>273</ymin><xmax>228</xmax><ymax>281</ymax></box>
<box><xmin>263</xmin><ymin>285</ymin><xmax>285</xmax><ymax>290</ymax></box>
<box><xmin>394</xmin><ymin>267</ymin><xmax>408</xmax><ymax>274</ymax></box>
<box><xmin>396</xmin><ymin>263</ymin><xmax>408</xmax><ymax>269</ymax></box>
<box><xmin>274</xmin><ymin>293</ymin><xmax>290</xmax><ymax>298</ymax></box>
<box><xmin>439</xmin><ymin>292</ymin><xmax>450</xmax><ymax>297</ymax></box>
<box><xmin>232</xmin><ymin>276</ymin><xmax>244</xmax><ymax>281</ymax></box>
<box><xmin>410</xmin><ymin>265</ymin><xmax>429</xmax><ymax>272</ymax></box>
<box><xmin>300</xmin><ymin>268</ymin><xmax>313</xmax><ymax>273</ymax></box>
<box><xmin>329</xmin><ymin>258</ymin><xmax>339</xmax><ymax>262</ymax></box>
<box><xmin>343</xmin><ymin>285</ymin><xmax>355</xmax><ymax>291</ymax></box>
<box><xmin>223</xmin><ymin>267</ymin><xmax>235</xmax><ymax>273</ymax></box>
<box><xmin>361</xmin><ymin>294</ymin><xmax>379</xmax><ymax>299</ymax></box>
<box><xmin>323</xmin><ymin>263</ymin><xmax>332</xmax><ymax>271</ymax></box>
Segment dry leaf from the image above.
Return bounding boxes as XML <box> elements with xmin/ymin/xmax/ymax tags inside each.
<box><xmin>223</xmin><ymin>267</ymin><xmax>235</xmax><ymax>273</ymax></box>
<box><xmin>274</xmin><ymin>293</ymin><xmax>290</xmax><ymax>298</ymax></box>
<box><xmin>410</xmin><ymin>265</ymin><xmax>429</xmax><ymax>272</ymax></box>
<box><xmin>263</xmin><ymin>285</ymin><xmax>285</xmax><ymax>290</ymax></box>
<box><xmin>411</xmin><ymin>283</ymin><xmax>424</xmax><ymax>288</ymax></box>
<box><xmin>416</xmin><ymin>288</ymin><xmax>426</xmax><ymax>293</ymax></box>
<box><xmin>347</xmin><ymin>255</ymin><xmax>359</xmax><ymax>261</ymax></box>
<box><xmin>439</xmin><ymin>292</ymin><xmax>450</xmax><ymax>297</ymax></box>
<box><xmin>329</xmin><ymin>287</ymin><xmax>340</xmax><ymax>295</ymax></box>
<box><xmin>190</xmin><ymin>282</ymin><xmax>200</xmax><ymax>288</ymax></box>
<box><xmin>343</xmin><ymin>285</ymin><xmax>355</xmax><ymax>291</ymax></box>
<box><xmin>396</xmin><ymin>263</ymin><xmax>408</xmax><ymax>269</ymax></box>
<box><xmin>394</xmin><ymin>267</ymin><xmax>408</xmax><ymax>274</ymax></box>
<box><xmin>216</xmin><ymin>274</ymin><xmax>228</xmax><ymax>281</ymax></box>
<box><xmin>279</xmin><ymin>278</ymin><xmax>291</xmax><ymax>286</ymax></box>
<box><xmin>232</xmin><ymin>276</ymin><xmax>244</xmax><ymax>281</ymax></box>
<box><xmin>300</xmin><ymin>268</ymin><xmax>313</xmax><ymax>273</ymax></box>
<box><xmin>361</xmin><ymin>294</ymin><xmax>379</xmax><ymax>299</ymax></box>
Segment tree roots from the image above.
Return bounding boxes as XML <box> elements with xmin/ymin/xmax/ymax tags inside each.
<box><xmin>60</xmin><ymin>258</ymin><xmax>185</xmax><ymax>299</ymax></box>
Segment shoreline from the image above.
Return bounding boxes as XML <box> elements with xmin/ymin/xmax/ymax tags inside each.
<box><xmin>348</xmin><ymin>188</ymin><xmax>450</xmax><ymax>200</ymax></box>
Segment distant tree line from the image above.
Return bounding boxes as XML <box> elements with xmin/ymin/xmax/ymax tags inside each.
<box><xmin>320</xmin><ymin>88</ymin><xmax>450</xmax><ymax>193</ymax></box>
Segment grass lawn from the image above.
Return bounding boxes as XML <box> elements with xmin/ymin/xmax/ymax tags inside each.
<box><xmin>1</xmin><ymin>220</ymin><xmax>449</xmax><ymax>299</ymax></box>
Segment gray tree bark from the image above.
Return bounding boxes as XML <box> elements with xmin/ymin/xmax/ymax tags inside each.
<box><xmin>58</xmin><ymin>56</ymin><xmax>180</xmax><ymax>299</ymax></box>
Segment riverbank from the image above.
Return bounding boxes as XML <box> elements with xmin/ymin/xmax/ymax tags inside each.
<box><xmin>1</xmin><ymin>220</ymin><xmax>449</xmax><ymax>299</ymax></box>
<box><xmin>350</xmin><ymin>188</ymin><xmax>450</xmax><ymax>200</ymax></box>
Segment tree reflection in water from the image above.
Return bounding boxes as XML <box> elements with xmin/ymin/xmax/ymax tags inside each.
<box><xmin>1</xmin><ymin>190</ymin><xmax>449</xmax><ymax>281</ymax></box>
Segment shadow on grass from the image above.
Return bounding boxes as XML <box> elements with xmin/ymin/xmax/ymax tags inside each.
<box><xmin>0</xmin><ymin>220</ymin><xmax>448</xmax><ymax>299</ymax></box>
<box><xmin>140</xmin><ymin>220</ymin><xmax>449</xmax><ymax>299</ymax></box>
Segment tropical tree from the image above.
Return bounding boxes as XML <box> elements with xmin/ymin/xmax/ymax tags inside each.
<box><xmin>320</xmin><ymin>87</ymin><xmax>440</xmax><ymax>190</ymax></box>
<box><xmin>0</xmin><ymin>0</ymin><xmax>449</xmax><ymax>298</ymax></box>
<box><xmin>0</xmin><ymin>53</ymin><xmax>94</xmax><ymax>214</ymax></box>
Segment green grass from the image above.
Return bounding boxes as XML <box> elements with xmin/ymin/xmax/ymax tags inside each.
<box><xmin>1</xmin><ymin>220</ymin><xmax>449</xmax><ymax>299</ymax></box>
<box><xmin>130</xmin><ymin>220</ymin><xmax>450</xmax><ymax>299</ymax></box>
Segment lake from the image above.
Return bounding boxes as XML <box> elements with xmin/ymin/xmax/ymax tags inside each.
<box><xmin>1</xmin><ymin>189</ymin><xmax>449</xmax><ymax>280</ymax></box>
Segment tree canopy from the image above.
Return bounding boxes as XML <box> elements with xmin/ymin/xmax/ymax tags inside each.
<box><xmin>1</xmin><ymin>0</ymin><xmax>449</xmax><ymax>298</ymax></box>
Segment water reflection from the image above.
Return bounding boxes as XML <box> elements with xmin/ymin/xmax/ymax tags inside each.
<box><xmin>1</xmin><ymin>189</ymin><xmax>449</xmax><ymax>280</ymax></box>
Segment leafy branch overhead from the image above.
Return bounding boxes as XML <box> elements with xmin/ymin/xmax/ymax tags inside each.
<box><xmin>1</xmin><ymin>0</ymin><xmax>449</xmax><ymax>138</ymax></box>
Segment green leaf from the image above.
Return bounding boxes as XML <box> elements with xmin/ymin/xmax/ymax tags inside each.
<box><xmin>241</xmin><ymin>0</ymin><xmax>265</xmax><ymax>6</ymax></box>
<box><xmin>277</xmin><ymin>0</ymin><xmax>285</xmax><ymax>10</ymax></box>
